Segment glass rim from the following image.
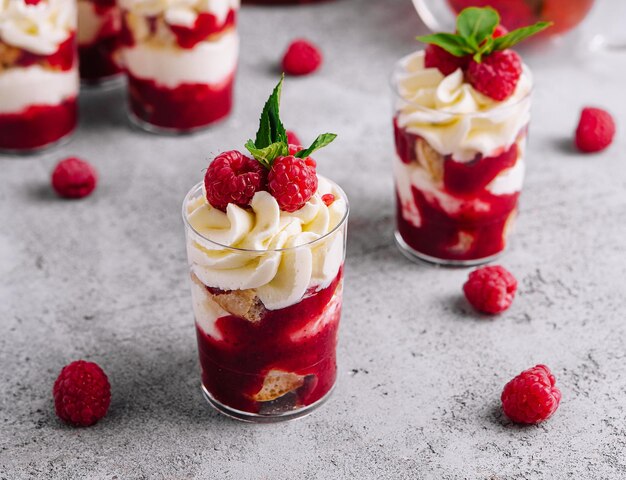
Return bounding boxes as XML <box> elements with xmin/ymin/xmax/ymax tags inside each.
<box><xmin>181</xmin><ymin>176</ymin><xmax>350</xmax><ymax>254</ymax></box>
<box><xmin>389</xmin><ymin>50</ymin><xmax>533</xmax><ymax>118</ymax></box>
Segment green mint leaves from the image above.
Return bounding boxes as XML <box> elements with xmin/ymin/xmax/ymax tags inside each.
<box><xmin>245</xmin><ymin>76</ymin><xmax>337</xmax><ymax>169</ymax></box>
<box><xmin>416</xmin><ymin>7</ymin><xmax>552</xmax><ymax>63</ymax></box>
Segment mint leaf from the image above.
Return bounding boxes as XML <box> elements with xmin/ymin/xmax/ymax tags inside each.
<box><xmin>416</xmin><ymin>33</ymin><xmax>473</xmax><ymax>57</ymax></box>
<box><xmin>491</xmin><ymin>21</ymin><xmax>553</xmax><ymax>52</ymax></box>
<box><xmin>294</xmin><ymin>133</ymin><xmax>337</xmax><ymax>159</ymax></box>
<box><xmin>254</xmin><ymin>75</ymin><xmax>287</xmax><ymax>149</ymax></box>
<box><xmin>245</xmin><ymin>140</ymin><xmax>288</xmax><ymax>169</ymax></box>
<box><xmin>456</xmin><ymin>6</ymin><xmax>499</xmax><ymax>50</ymax></box>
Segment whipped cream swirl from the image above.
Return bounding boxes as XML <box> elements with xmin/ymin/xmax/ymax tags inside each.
<box><xmin>119</xmin><ymin>0</ymin><xmax>238</xmax><ymax>27</ymax></box>
<box><xmin>185</xmin><ymin>176</ymin><xmax>347</xmax><ymax>310</ymax></box>
<box><xmin>394</xmin><ymin>51</ymin><xmax>532</xmax><ymax>162</ymax></box>
<box><xmin>0</xmin><ymin>0</ymin><xmax>75</xmax><ymax>55</ymax></box>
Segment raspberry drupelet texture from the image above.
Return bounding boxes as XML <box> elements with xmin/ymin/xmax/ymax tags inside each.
<box><xmin>268</xmin><ymin>155</ymin><xmax>318</xmax><ymax>212</ymax></box>
<box><xmin>424</xmin><ymin>44</ymin><xmax>468</xmax><ymax>76</ymax></box>
<box><xmin>575</xmin><ymin>107</ymin><xmax>616</xmax><ymax>153</ymax></box>
<box><xmin>463</xmin><ymin>265</ymin><xmax>517</xmax><ymax>314</ymax></box>
<box><xmin>501</xmin><ymin>364</ymin><xmax>562</xmax><ymax>424</ymax></box>
<box><xmin>282</xmin><ymin>39</ymin><xmax>322</xmax><ymax>76</ymax></box>
<box><xmin>53</xmin><ymin>360</ymin><xmax>111</xmax><ymax>427</ymax></box>
<box><xmin>467</xmin><ymin>49</ymin><xmax>522</xmax><ymax>101</ymax></box>
<box><xmin>204</xmin><ymin>150</ymin><xmax>267</xmax><ymax>211</ymax></box>
<box><xmin>51</xmin><ymin>157</ymin><xmax>98</xmax><ymax>199</ymax></box>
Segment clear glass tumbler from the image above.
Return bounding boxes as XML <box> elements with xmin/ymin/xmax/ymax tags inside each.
<box><xmin>182</xmin><ymin>179</ymin><xmax>349</xmax><ymax>422</ymax></box>
<box><xmin>391</xmin><ymin>51</ymin><xmax>531</xmax><ymax>266</ymax></box>
<box><xmin>0</xmin><ymin>0</ymin><xmax>78</xmax><ymax>153</ymax></box>
<box><xmin>119</xmin><ymin>0</ymin><xmax>239</xmax><ymax>133</ymax></box>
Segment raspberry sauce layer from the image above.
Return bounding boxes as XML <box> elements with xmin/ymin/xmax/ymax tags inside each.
<box><xmin>196</xmin><ymin>270</ymin><xmax>343</xmax><ymax>414</ymax></box>
<box><xmin>79</xmin><ymin>38</ymin><xmax>121</xmax><ymax>81</ymax></box>
<box><xmin>127</xmin><ymin>72</ymin><xmax>234</xmax><ymax>130</ymax></box>
<box><xmin>394</xmin><ymin>121</ymin><xmax>524</xmax><ymax>262</ymax></box>
<box><xmin>0</xmin><ymin>98</ymin><xmax>77</xmax><ymax>151</ymax></box>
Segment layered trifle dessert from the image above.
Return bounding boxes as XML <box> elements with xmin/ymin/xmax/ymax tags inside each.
<box><xmin>77</xmin><ymin>0</ymin><xmax>122</xmax><ymax>83</ymax></box>
<box><xmin>0</xmin><ymin>0</ymin><xmax>78</xmax><ymax>152</ymax></box>
<box><xmin>119</xmin><ymin>0</ymin><xmax>238</xmax><ymax>132</ymax></box>
<box><xmin>183</xmin><ymin>78</ymin><xmax>348</xmax><ymax>421</ymax></box>
<box><xmin>392</xmin><ymin>7</ymin><xmax>549</xmax><ymax>265</ymax></box>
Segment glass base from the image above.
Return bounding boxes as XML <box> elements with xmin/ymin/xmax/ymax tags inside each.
<box><xmin>394</xmin><ymin>231</ymin><xmax>503</xmax><ymax>268</ymax></box>
<box><xmin>81</xmin><ymin>74</ymin><xmax>124</xmax><ymax>90</ymax></box>
<box><xmin>0</xmin><ymin>130</ymin><xmax>74</xmax><ymax>156</ymax></box>
<box><xmin>201</xmin><ymin>383</ymin><xmax>335</xmax><ymax>423</ymax></box>
<box><xmin>127</xmin><ymin>109</ymin><xmax>225</xmax><ymax>136</ymax></box>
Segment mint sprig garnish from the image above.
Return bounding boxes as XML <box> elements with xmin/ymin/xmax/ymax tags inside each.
<box><xmin>245</xmin><ymin>75</ymin><xmax>337</xmax><ymax>168</ymax></box>
<box><xmin>417</xmin><ymin>7</ymin><xmax>552</xmax><ymax>63</ymax></box>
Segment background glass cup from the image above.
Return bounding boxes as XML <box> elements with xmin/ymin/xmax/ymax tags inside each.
<box><xmin>182</xmin><ymin>180</ymin><xmax>349</xmax><ymax>422</ymax></box>
<box><xmin>391</xmin><ymin>54</ymin><xmax>531</xmax><ymax>266</ymax></box>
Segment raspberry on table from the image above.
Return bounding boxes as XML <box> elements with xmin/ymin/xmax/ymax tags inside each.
<box><xmin>282</xmin><ymin>39</ymin><xmax>322</xmax><ymax>76</ymax></box>
<box><xmin>575</xmin><ymin>107</ymin><xmax>616</xmax><ymax>153</ymax></box>
<box><xmin>51</xmin><ymin>157</ymin><xmax>98</xmax><ymax>199</ymax></box>
<box><xmin>463</xmin><ymin>265</ymin><xmax>517</xmax><ymax>314</ymax></box>
<box><xmin>501</xmin><ymin>364</ymin><xmax>562</xmax><ymax>424</ymax></box>
<box><xmin>53</xmin><ymin>360</ymin><xmax>111</xmax><ymax>427</ymax></box>
<box><xmin>467</xmin><ymin>49</ymin><xmax>522</xmax><ymax>101</ymax></box>
<box><xmin>268</xmin><ymin>155</ymin><xmax>318</xmax><ymax>212</ymax></box>
<box><xmin>424</xmin><ymin>44</ymin><xmax>468</xmax><ymax>76</ymax></box>
<box><xmin>204</xmin><ymin>150</ymin><xmax>267</xmax><ymax>211</ymax></box>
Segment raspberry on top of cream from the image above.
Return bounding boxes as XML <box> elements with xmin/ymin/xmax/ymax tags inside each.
<box><xmin>0</xmin><ymin>0</ymin><xmax>75</xmax><ymax>55</ymax></box>
<box><xmin>394</xmin><ymin>50</ymin><xmax>532</xmax><ymax>162</ymax></box>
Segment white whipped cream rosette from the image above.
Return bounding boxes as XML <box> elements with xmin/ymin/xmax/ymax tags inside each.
<box><xmin>0</xmin><ymin>0</ymin><xmax>75</xmax><ymax>55</ymax></box>
<box><xmin>393</xmin><ymin>50</ymin><xmax>532</xmax><ymax>162</ymax></box>
<box><xmin>184</xmin><ymin>175</ymin><xmax>348</xmax><ymax>311</ymax></box>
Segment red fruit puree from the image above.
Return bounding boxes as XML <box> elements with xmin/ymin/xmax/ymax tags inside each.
<box><xmin>196</xmin><ymin>269</ymin><xmax>343</xmax><ymax>414</ymax></box>
<box><xmin>394</xmin><ymin>119</ymin><xmax>524</xmax><ymax>262</ymax></box>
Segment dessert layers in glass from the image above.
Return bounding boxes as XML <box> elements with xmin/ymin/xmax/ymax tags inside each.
<box><xmin>119</xmin><ymin>0</ymin><xmax>239</xmax><ymax>132</ymax></box>
<box><xmin>392</xmin><ymin>51</ymin><xmax>531</xmax><ymax>265</ymax></box>
<box><xmin>77</xmin><ymin>0</ymin><xmax>122</xmax><ymax>83</ymax></box>
<box><xmin>0</xmin><ymin>0</ymin><xmax>78</xmax><ymax>152</ymax></box>
<box><xmin>183</xmin><ymin>177</ymin><xmax>348</xmax><ymax>421</ymax></box>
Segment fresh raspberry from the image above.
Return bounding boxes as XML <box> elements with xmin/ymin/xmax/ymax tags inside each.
<box><xmin>467</xmin><ymin>49</ymin><xmax>522</xmax><ymax>101</ymax></box>
<box><xmin>424</xmin><ymin>44</ymin><xmax>468</xmax><ymax>76</ymax></box>
<box><xmin>282</xmin><ymin>39</ymin><xmax>322</xmax><ymax>76</ymax></box>
<box><xmin>493</xmin><ymin>25</ymin><xmax>509</xmax><ymax>38</ymax></box>
<box><xmin>268</xmin><ymin>155</ymin><xmax>318</xmax><ymax>212</ymax></box>
<box><xmin>51</xmin><ymin>157</ymin><xmax>98</xmax><ymax>199</ymax></box>
<box><xmin>321</xmin><ymin>193</ymin><xmax>335</xmax><ymax>206</ymax></box>
<box><xmin>575</xmin><ymin>107</ymin><xmax>616</xmax><ymax>153</ymax></box>
<box><xmin>463</xmin><ymin>265</ymin><xmax>517</xmax><ymax>314</ymax></box>
<box><xmin>53</xmin><ymin>360</ymin><xmax>111</xmax><ymax>427</ymax></box>
<box><xmin>287</xmin><ymin>130</ymin><xmax>301</xmax><ymax>146</ymax></box>
<box><xmin>501</xmin><ymin>365</ymin><xmax>562</xmax><ymax>424</ymax></box>
<box><xmin>204</xmin><ymin>150</ymin><xmax>266</xmax><ymax>211</ymax></box>
<box><xmin>24</xmin><ymin>0</ymin><xmax>41</xmax><ymax>4</ymax></box>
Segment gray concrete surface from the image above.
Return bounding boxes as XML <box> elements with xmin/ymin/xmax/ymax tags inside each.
<box><xmin>1</xmin><ymin>1</ymin><xmax>626</xmax><ymax>478</ymax></box>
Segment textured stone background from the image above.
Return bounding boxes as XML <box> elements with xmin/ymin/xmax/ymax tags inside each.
<box><xmin>1</xmin><ymin>1</ymin><xmax>625</xmax><ymax>478</ymax></box>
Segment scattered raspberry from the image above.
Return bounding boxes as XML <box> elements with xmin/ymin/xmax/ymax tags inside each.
<box><xmin>268</xmin><ymin>156</ymin><xmax>318</xmax><ymax>212</ymax></box>
<box><xmin>204</xmin><ymin>150</ymin><xmax>266</xmax><ymax>211</ymax></box>
<box><xmin>287</xmin><ymin>130</ymin><xmax>301</xmax><ymax>146</ymax></box>
<box><xmin>51</xmin><ymin>157</ymin><xmax>98</xmax><ymax>199</ymax></box>
<box><xmin>424</xmin><ymin>44</ymin><xmax>468</xmax><ymax>76</ymax></box>
<box><xmin>282</xmin><ymin>39</ymin><xmax>322</xmax><ymax>76</ymax></box>
<box><xmin>321</xmin><ymin>193</ymin><xmax>335</xmax><ymax>206</ymax></box>
<box><xmin>575</xmin><ymin>107</ymin><xmax>616</xmax><ymax>153</ymax></box>
<box><xmin>501</xmin><ymin>364</ymin><xmax>561</xmax><ymax>424</ymax></box>
<box><xmin>53</xmin><ymin>360</ymin><xmax>111</xmax><ymax>427</ymax></box>
<box><xmin>463</xmin><ymin>265</ymin><xmax>517</xmax><ymax>314</ymax></box>
<box><xmin>467</xmin><ymin>49</ymin><xmax>522</xmax><ymax>101</ymax></box>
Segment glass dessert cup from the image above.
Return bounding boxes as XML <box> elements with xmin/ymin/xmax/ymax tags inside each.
<box><xmin>77</xmin><ymin>0</ymin><xmax>123</xmax><ymax>86</ymax></box>
<box><xmin>182</xmin><ymin>180</ymin><xmax>349</xmax><ymax>422</ymax></box>
<box><xmin>0</xmin><ymin>0</ymin><xmax>78</xmax><ymax>153</ymax></box>
<box><xmin>119</xmin><ymin>0</ymin><xmax>238</xmax><ymax>134</ymax></box>
<box><xmin>391</xmin><ymin>53</ymin><xmax>531</xmax><ymax>267</ymax></box>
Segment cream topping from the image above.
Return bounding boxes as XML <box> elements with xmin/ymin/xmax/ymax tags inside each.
<box><xmin>119</xmin><ymin>0</ymin><xmax>239</xmax><ymax>26</ymax></box>
<box><xmin>0</xmin><ymin>0</ymin><xmax>75</xmax><ymax>55</ymax></box>
<box><xmin>394</xmin><ymin>50</ymin><xmax>532</xmax><ymax>162</ymax></box>
<box><xmin>185</xmin><ymin>176</ymin><xmax>347</xmax><ymax>310</ymax></box>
